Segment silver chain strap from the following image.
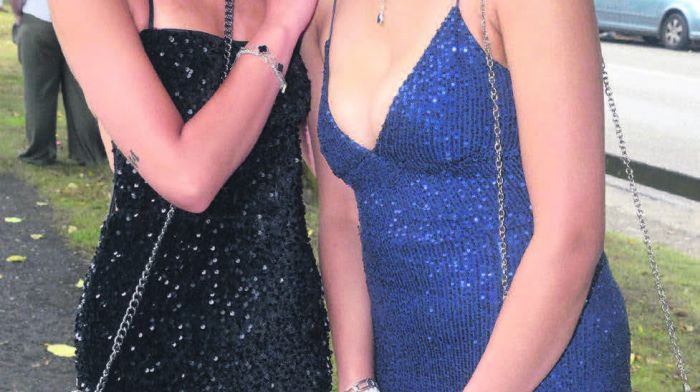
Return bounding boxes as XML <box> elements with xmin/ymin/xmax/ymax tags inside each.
<box><xmin>92</xmin><ymin>206</ymin><xmax>175</xmax><ymax>392</ymax></box>
<box><xmin>79</xmin><ymin>2</ymin><xmax>236</xmax><ymax>391</ymax></box>
<box><xmin>602</xmin><ymin>63</ymin><xmax>691</xmax><ymax>391</ymax></box>
<box><xmin>479</xmin><ymin>0</ymin><xmax>509</xmax><ymax>301</ymax></box>
<box><xmin>223</xmin><ymin>0</ymin><xmax>234</xmax><ymax>80</ymax></box>
<box><xmin>479</xmin><ymin>1</ymin><xmax>691</xmax><ymax>389</ymax></box>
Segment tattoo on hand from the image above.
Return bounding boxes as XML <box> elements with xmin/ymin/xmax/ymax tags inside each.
<box><xmin>127</xmin><ymin>150</ymin><xmax>140</xmax><ymax>169</ymax></box>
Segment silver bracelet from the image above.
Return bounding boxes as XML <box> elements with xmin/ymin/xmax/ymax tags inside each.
<box><xmin>235</xmin><ymin>44</ymin><xmax>288</xmax><ymax>93</ymax></box>
<box><xmin>344</xmin><ymin>378</ymin><xmax>380</xmax><ymax>392</ymax></box>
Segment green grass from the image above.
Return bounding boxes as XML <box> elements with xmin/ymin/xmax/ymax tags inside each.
<box><xmin>606</xmin><ymin>233</ymin><xmax>699</xmax><ymax>391</ymax></box>
<box><xmin>0</xmin><ymin>12</ymin><xmax>697</xmax><ymax>391</ymax></box>
<box><xmin>0</xmin><ymin>14</ymin><xmax>112</xmax><ymax>253</ymax></box>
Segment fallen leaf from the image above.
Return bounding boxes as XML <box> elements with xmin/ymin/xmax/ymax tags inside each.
<box><xmin>75</xmin><ymin>279</ymin><xmax>85</xmax><ymax>289</ymax></box>
<box><xmin>683</xmin><ymin>325</ymin><xmax>695</xmax><ymax>332</ymax></box>
<box><xmin>30</xmin><ymin>234</ymin><xmax>44</xmax><ymax>240</ymax></box>
<box><xmin>67</xmin><ymin>225</ymin><xmax>78</xmax><ymax>234</ymax></box>
<box><xmin>66</xmin><ymin>182</ymin><xmax>78</xmax><ymax>189</ymax></box>
<box><xmin>46</xmin><ymin>344</ymin><xmax>76</xmax><ymax>358</ymax></box>
<box><xmin>307</xmin><ymin>228</ymin><xmax>314</xmax><ymax>237</ymax></box>
<box><xmin>6</xmin><ymin>255</ymin><xmax>27</xmax><ymax>263</ymax></box>
<box><xmin>630</xmin><ymin>353</ymin><xmax>636</xmax><ymax>364</ymax></box>
<box><xmin>36</xmin><ymin>201</ymin><xmax>49</xmax><ymax>207</ymax></box>
<box><xmin>4</xmin><ymin>217</ymin><xmax>23</xmax><ymax>223</ymax></box>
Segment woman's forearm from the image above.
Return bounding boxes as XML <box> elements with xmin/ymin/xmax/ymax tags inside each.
<box><xmin>97</xmin><ymin>122</ymin><xmax>114</xmax><ymax>172</ymax></box>
<box><xmin>464</xmin><ymin>232</ymin><xmax>602</xmax><ymax>391</ymax></box>
<box><xmin>49</xmin><ymin>0</ymin><xmax>306</xmax><ymax>213</ymax></box>
<box><xmin>319</xmin><ymin>214</ymin><xmax>375</xmax><ymax>390</ymax></box>
<box><xmin>154</xmin><ymin>23</ymin><xmax>298</xmax><ymax>212</ymax></box>
<box><xmin>105</xmin><ymin>23</ymin><xmax>298</xmax><ymax>213</ymax></box>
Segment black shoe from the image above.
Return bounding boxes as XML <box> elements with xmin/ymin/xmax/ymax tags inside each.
<box><xmin>17</xmin><ymin>156</ymin><xmax>57</xmax><ymax>166</ymax></box>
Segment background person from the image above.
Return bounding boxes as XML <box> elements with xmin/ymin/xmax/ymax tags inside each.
<box><xmin>11</xmin><ymin>0</ymin><xmax>105</xmax><ymax>166</ymax></box>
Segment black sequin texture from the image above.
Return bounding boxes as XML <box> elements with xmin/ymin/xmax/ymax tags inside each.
<box><xmin>74</xmin><ymin>30</ymin><xmax>332</xmax><ymax>391</ymax></box>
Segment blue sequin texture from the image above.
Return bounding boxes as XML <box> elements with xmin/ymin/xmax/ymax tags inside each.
<box><xmin>318</xmin><ymin>6</ymin><xmax>631</xmax><ymax>391</ymax></box>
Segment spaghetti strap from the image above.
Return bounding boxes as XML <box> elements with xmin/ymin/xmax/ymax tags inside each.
<box><xmin>328</xmin><ymin>0</ymin><xmax>339</xmax><ymax>44</ymax></box>
<box><xmin>147</xmin><ymin>0</ymin><xmax>155</xmax><ymax>29</ymax></box>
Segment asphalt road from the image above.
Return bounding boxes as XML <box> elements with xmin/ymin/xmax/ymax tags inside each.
<box><xmin>601</xmin><ymin>40</ymin><xmax>700</xmax><ymax>178</ymax></box>
<box><xmin>0</xmin><ymin>174</ymin><xmax>84</xmax><ymax>392</ymax></box>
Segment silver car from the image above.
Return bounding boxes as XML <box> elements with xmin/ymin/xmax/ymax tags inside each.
<box><xmin>596</xmin><ymin>0</ymin><xmax>700</xmax><ymax>50</ymax></box>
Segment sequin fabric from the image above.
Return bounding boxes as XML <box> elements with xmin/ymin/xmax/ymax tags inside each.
<box><xmin>74</xmin><ymin>30</ymin><xmax>332</xmax><ymax>391</ymax></box>
<box><xmin>318</xmin><ymin>5</ymin><xmax>631</xmax><ymax>391</ymax></box>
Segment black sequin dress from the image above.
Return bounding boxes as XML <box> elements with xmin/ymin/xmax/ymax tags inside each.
<box><xmin>74</xmin><ymin>16</ymin><xmax>332</xmax><ymax>392</ymax></box>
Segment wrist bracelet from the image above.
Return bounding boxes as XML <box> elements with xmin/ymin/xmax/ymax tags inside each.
<box><xmin>235</xmin><ymin>44</ymin><xmax>288</xmax><ymax>94</ymax></box>
<box><xmin>344</xmin><ymin>378</ymin><xmax>380</xmax><ymax>392</ymax></box>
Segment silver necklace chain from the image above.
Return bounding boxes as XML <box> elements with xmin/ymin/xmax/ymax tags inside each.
<box><xmin>76</xmin><ymin>2</ymin><xmax>236</xmax><ymax>391</ymax></box>
<box><xmin>479</xmin><ymin>0</ymin><xmax>690</xmax><ymax>389</ymax></box>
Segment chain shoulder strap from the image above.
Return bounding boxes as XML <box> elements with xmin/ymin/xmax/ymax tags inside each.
<box><xmin>478</xmin><ymin>0</ymin><xmax>691</xmax><ymax>389</ymax></box>
<box><xmin>92</xmin><ymin>206</ymin><xmax>175</xmax><ymax>392</ymax></box>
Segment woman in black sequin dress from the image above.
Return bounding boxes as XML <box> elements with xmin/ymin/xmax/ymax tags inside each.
<box><xmin>50</xmin><ymin>0</ymin><xmax>331</xmax><ymax>390</ymax></box>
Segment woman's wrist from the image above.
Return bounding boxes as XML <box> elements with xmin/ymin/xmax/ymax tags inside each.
<box><xmin>343</xmin><ymin>377</ymin><xmax>380</xmax><ymax>392</ymax></box>
<box><xmin>246</xmin><ymin>23</ymin><xmax>298</xmax><ymax>70</ymax></box>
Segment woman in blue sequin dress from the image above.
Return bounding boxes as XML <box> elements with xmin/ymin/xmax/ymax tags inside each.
<box><xmin>301</xmin><ymin>0</ymin><xmax>631</xmax><ymax>390</ymax></box>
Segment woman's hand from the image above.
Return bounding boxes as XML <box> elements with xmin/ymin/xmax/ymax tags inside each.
<box><xmin>264</xmin><ymin>0</ymin><xmax>319</xmax><ymax>37</ymax></box>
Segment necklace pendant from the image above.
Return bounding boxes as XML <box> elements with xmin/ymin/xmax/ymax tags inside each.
<box><xmin>376</xmin><ymin>11</ymin><xmax>385</xmax><ymax>25</ymax></box>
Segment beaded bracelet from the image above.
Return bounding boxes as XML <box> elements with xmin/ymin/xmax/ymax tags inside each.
<box><xmin>235</xmin><ymin>44</ymin><xmax>288</xmax><ymax>93</ymax></box>
<box><xmin>344</xmin><ymin>378</ymin><xmax>380</xmax><ymax>392</ymax></box>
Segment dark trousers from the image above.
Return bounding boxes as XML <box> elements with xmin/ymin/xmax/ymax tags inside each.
<box><xmin>16</xmin><ymin>13</ymin><xmax>105</xmax><ymax>165</ymax></box>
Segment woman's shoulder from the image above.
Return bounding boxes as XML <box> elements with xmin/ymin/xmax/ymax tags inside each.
<box><xmin>305</xmin><ymin>0</ymin><xmax>334</xmax><ymax>53</ymax></box>
<box><xmin>300</xmin><ymin>0</ymin><xmax>334</xmax><ymax>70</ymax></box>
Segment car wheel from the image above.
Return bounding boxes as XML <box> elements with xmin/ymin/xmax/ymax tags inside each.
<box><xmin>661</xmin><ymin>12</ymin><xmax>690</xmax><ymax>50</ymax></box>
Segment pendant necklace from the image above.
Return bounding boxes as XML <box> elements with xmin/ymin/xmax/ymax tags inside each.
<box><xmin>377</xmin><ymin>0</ymin><xmax>386</xmax><ymax>25</ymax></box>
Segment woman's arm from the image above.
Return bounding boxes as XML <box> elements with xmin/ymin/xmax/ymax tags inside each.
<box><xmin>98</xmin><ymin>123</ymin><xmax>114</xmax><ymax>172</ymax></box>
<box><xmin>49</xmin><ymin>0</ymin><xmax>316</xmax><ymax>213</ymax></box>
<box><xmin>301</xmin><ymin>11</ymin><xmax>375</xmax><ymax>391</ymax></box>
<box><xmin>464</xmin><ymin>0</ymin><xmax>605</xmax><ymax>390</ymax></box>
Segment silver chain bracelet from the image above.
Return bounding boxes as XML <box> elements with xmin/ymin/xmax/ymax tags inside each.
<box><xmin>235</xmin><ymin>45</ymin><xmax>288</xmax><ymax>93</ymax></box>
<box><xmin>344</xmin><ymin>378</ymin><xmax>380</xmax><ymax>392</ymax></box>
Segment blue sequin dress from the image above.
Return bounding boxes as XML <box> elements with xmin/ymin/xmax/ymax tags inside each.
<box><xmin>318</xmin><ymin>3</ymin><xmax>631</xmax><ymax>391</ymax></box>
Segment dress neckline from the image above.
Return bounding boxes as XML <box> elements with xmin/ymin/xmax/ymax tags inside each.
<box><xmin>139</xmin><ymin>27</ymin><xmax>248</xmax><ymax>45</ymax></box>
<box><xmin>322</xmin><ymin>5</ymin><xmax>508</xmax><ymax>156</ymax></box>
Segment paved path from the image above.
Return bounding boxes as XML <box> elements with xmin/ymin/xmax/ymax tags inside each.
<box><xmin>606</xmin><ymin>174</ymin><xmax>700</xmax><ymax>259</ymax></box>
<box><xmin>0</xmin><ymin>174</ymin><xmax>85</xmax><ymax>392</ymax></box>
